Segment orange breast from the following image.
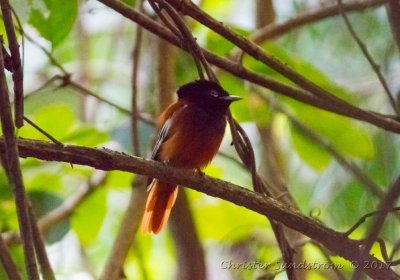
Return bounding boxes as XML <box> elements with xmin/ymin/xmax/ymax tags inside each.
<box><xmin>159</xmin><ymin>105</ymin><xmax>226</xmax><ymax>169</ymax></box>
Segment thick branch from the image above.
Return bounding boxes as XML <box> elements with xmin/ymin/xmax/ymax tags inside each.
<box><xmin>0</xmin><ymin>138</ymin><xmax>399</xmax><ymax>279</ymax></box>
<box><xmin>387</xmin><ymin>0</ymin><xmax>400</xmax><ymax>51</ymax></box>
<box><xmin>243</xmin><ymin>0</ymin><xmax>389</xmax><ymax>45</ymax></box>
<box><xmin>0</xmin><ymin>40</ymin><xmax>39</xmax><ymax>279</ymax></box>
<box><xmin>97</xmin><ymin>0</ymin><xmax>400</xmax><ymax>134</ymax></box>
<box><xmin>167</xmin><ymin>0</ymin><xmax>396</xmax><ymax>124</ymax></box>
<box><xmin>0</xmin><ymin>0</ymin><xmax>24</xmax><ymax>127</ymax></box>
<box><xmin>0</xmin><ymin>235</ymin><xmax>21</xmax><ymax>280</ymax></box>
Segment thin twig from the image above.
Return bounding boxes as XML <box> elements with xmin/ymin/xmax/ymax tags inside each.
<box><xmin>362</xmin><ymin>178</ymin><xmax>400</xmax><ymax>251</ymax></box>
<box><xmin>170</xmin><ymin>191</ymin><xmax>206</xmax><ymax>280</ymax></box>
<box><xmin>391</xmin><ymin>239</ymin><xmax>400</xmax><ymax>260</ymax></box>
<box><xmin>28</xmin><ymin>207</ymin><xmax>55</xmax><ymax>280</ymax></box>
<box><xmin>62</xmin><ymin>76</ymin><xmax>154</xmax><ymax>125</ymax></box>
<box><xmin>167</xmin><ymin>0</ymin><xmax>388</xmax><ymax>121</ymax></box>
<box><xmin>96</xmin><ymin>0</ymin><xmax>400</xmax><ymax>134</ymax></box>
<box><xmin>344</xmin><ymin>207</ymin><xmax>400</xmax><ymax>236</ymax></box>
<box><xmin>338</xmin><ymin>0</ymin><xmax>398</xmax><ymax>115</ymax></box>
<box><xmin>99</xmin><ymin>176</ymin><xmax>147</xmax><ymax>280</ymax></box>
<box><xmin>352</xmin><ymin>176</ymin><xmax>400</xmax><ymax>279</ymax></box>
<box><xmin>131</xmin><ymin>2</ymin><xmax>144</xmax><ymax>156</ymax></box>
<box><xmin>226</xmin><ymin>113</ymin><xmax>296</xmax><ymax>279</ymax></box>
<box><xmin>230</xmin><ymin>0</ymin><xmax>390</xmax><ymax>58</ymax></box>
<box><xmin>386</xmin><ymin>0</ymin><xmax>400</xmax><ymax>52</ymax></box>
<box><xmin>0</xmin><ymin>38</ymin><xmax>39</xmax><ymax>280</ymax></box>
<box><xmin>150</xmin><ymin>0</ymin><xmax>207</xmax><ymax>80</ymax></box>
<box><xmin>23</xmin><ymin>116</ymin><xmax>63</xmax><ymax>146</ymax></box>
<box><xmin>21</xmin><ymin>31</ymin><xmax>69</xmax><ymax>75</ymax></box>
<box><xmin>257</xmin><ymin>91</ymin><xmax>384</xmax><ymax>199</ymax></box>
<box><xmin>39</xmin><ymin>171</ymin><xmax>107</xmax><ymax>236</ymax></box>
<box><xmin>1</xmin><ymin>138</ymin><xmax>400</xmax><ymax>279</ymax></box>
<box><xmin>156</xmin><ymin>0</ymin><xmax>216</xmax><ymax>81</ymax></box>
<box><xmin>311</xmin><ymin>241</ymin><xmax>348</xmax><ymax>280</ymax></box>
<box><xmin>0</xmin><ymin>0</ymin><xmax>24</xmax><ymax>127</ymax></box>
<box><xmin>0</xmin><ymin>234</ymin><xmax>22</xmax><ymax>280</ymax></box>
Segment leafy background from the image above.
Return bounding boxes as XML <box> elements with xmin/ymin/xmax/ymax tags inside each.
<box><xmin>1</xmin><ymin>0</ymin><xmax>400</xmax><ymax>279</ymax></box>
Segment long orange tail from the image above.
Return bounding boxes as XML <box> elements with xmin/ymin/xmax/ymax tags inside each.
<box><xmin>141</xmin><ymin>180</ymin><xmax>178</xmax><ymax>234</ymax></box>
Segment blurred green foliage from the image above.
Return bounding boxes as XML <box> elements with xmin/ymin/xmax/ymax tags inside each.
<box><xmin>0</xmin><ymin>0</ymin><xmax>399</xmax><ymax>279</ymax></box>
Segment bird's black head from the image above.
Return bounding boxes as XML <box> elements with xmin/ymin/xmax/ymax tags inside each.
<box><xmin>177</xmin><ymin>80</ymin><xmax>241</xmax><ymax>114</ymax></box>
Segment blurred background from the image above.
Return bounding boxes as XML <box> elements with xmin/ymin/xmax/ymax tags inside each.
<box><xmin>1</xmin><ymin>0</ymin><xmax>400</xmax><ymax>279</ymax></box>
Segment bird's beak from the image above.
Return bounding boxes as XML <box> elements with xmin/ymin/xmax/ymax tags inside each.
<box><xmin>221</xmin><ymin>95</ymin><xmax>242</xmax><ymax>102</ymax></box>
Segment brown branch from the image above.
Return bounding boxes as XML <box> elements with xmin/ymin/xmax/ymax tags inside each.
<box><xmin>99</xmin><ymin>176</ymin><xmax>148</xmax><ymax>280</ymax></box>
<box><xmin>21</xmin><ymin>31</ymin><xmax>69</xmax><ymax>75</ymax></box>
<box><xmin>58</xmin><ymin>76</ymin><xmax>154</xmax><ymax>125</ymax></box>
<box><xmin>167</xmin><ymin>0</ymin><xmax>392</xmax><ymax>121</ymax></box>
<box><xmin>100</xmin><ymin>4</ymin><xmax>148</xmax><ymax>279</ymax></box>
<box><xmin>0</xmin><ymin>0</ymin><xmax>24</xmax><ymax>127</ymax></box>
<box><xmin>96</xmin><ymin>0</ymin><xmax>400</xmax><ymax>134</ymax></box>
<box><xmin>236</xmin><ymin>0</ymin><xmax>389</xmax><ymax>48</ymax></box>
<box><xmin>257</xmin><ymin>92</ymin><xmax>384</xmax><ymax>199</ymax></box>
<box><xmin>169</xmin><ymin>191</ymin><xmax>206</xmax><ymax>280</ymax></box>
<box><xmin>0</xmin><ymin>235</ymin><xmax>22</xmax><ymax>280</ymax></box>
<box><xmin>152</xmin><ymin>5</ymin><xmax>208</xmax><ymax>277</ymax></box>
<box><xmin>386</xmin><ymin>0</ymin><xmax>400</xmax><ymax>52</ymax></box>
<box><xmin>352</xmin><ymin>176</ymin><xmax>400</xmax><ymax>279</ymax></box>
<box><xmin>1</xmin><ymin>138</ymin><xmax>399</xmax><ymax>279</ymax></box>
<box><xmin>23</xmin><ymin>116</ymin><xmax>63</xmax><ymax>146</ymax></box>
<box><xmin>0</xmin><ymin>39</ymin><xmax>39</xmax><ymax>279</ymax></box>
<box><xmin>28</xmin><ymin>207</ymin><xmax>55</xmax><ymax>280</ymax></box>
<box><xmin>131</xmin><ymin>9</ymin><xmax>144</xmax><ymax>156</ymax></box>
<box><xmin>337</xmin><ymin>0</ymin><xmax>398</xmax><ymax>114</ymax></box>
<box><xmin>364</xmin><ymin>177</ymin><xmax>400</xmax><ymax>250</ymax></box>
<box><xmin>38</xmin><ymin>171</ymin><xmax>107</xmax><ymax>236</ymax></box>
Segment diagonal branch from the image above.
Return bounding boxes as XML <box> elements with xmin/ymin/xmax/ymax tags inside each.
<box><xmin>0</xmin><ymin>39</ymin><xmax>39</xmax><ymax>280</ymax></box>
<box><xmin>0</xmin><ymin>0</ymin><xmax>24</xmax><ymax>127</ymax></box>
<box><xmin>167</xmin><ymin>0</ymin><xmax>385</xmax><ymax>118</ymax></box>
<box><xmin>0</xmin><ymin>234</ymin><xmax>21</xmax><ymax>280</ymax></box>
<box><xmin>0</xmin><ymin>137</ymin><xmax>399</xmax><ymax>279</ymax></box>
<box><xmin>234</xmin><ymin>0</ymin><xmax>390</xmax><ymax>49</ymax></box>
<box><xmin>337</xmin><ymin>0</ymin><xmax>398</xmax><ymax>114</ymax></box>
<box><xmin>97</xmin><ymin>0</ymin><xmax>400</xmax><ymax>134</ymax></box>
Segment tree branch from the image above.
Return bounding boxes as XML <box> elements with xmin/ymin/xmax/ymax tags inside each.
<box><xmin>337</xmin><ymin>0</ymin><xmax>398</xmax><ymax>114</ymax></box>
<box><xmin>0</xmin><ymin>39</ymin><xmax>39</xmax><ymax>280</ymax></box>
<box><xmin>386</xmin><ymin>0</ymin><xmax>400</xmax><ymax>52</ymax></box>
<box><xmin>1</xmin><ymin>138</ymin><xmax>399</xmax><ymax>279</ymax></box>
<box><xmin>237</xmin><ymin>0</ymin><xmax>389</xmax><ymax>47</ymax></box>
<box><xmin>167</xmin><ymin>0</ymin><xmax>394</xmax><ymax>121</ymax></box>
<box><xmin>99</xmin><ymin>176</ymin><xmax>147</xmax><ymax>280</ymax></box>
<box><xmin>96</xmin><ymin>0</ymin><xmax>400</xmax><ymax>134</ymax></box>
<box><xmin>0</xmin><ymin>0</ymin><xmax>24</xmax><ymax>127</ymax></box>
<box><xmin>0</xmin><ymin>235</ymin><xmax>22</xmax><ymax>280</ymax></box>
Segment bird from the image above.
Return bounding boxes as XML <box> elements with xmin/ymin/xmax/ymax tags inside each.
<box><xmin>141</xmin><ymin>80</ymin><xmax>241</xmax><ymax>234</ymax></box>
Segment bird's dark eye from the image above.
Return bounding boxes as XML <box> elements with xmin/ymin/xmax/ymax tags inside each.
<box><xmin>209</xmin><ymin>90</ymin><xmax>219</xmax><ymax>97</ymax></box>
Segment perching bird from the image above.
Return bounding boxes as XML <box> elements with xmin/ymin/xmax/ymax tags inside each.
<box><xmin>141</xmin><ymin>80</ymin><xmax>241</xmax><ymax>234</ymax></box>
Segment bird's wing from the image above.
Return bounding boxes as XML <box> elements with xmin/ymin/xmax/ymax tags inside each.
<box><xmin>150</xmin><ymin>116</ymin><xmax>173</xmax><ymax>161</ymax></box>
<box><xmin>147</xmin><ymin>102</ymin><xmax>186</xmax><ymax>188</ymax></box>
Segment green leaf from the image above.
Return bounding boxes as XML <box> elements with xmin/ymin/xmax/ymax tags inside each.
<box><xmin>19</xmin><ymin>104</ymin><xmax>74</xmax><ymax>141</ymax></box>
<box><xmin>205</xmin><ymin>25</ymin><xmax>250</xmax><ymax>56</ymax></box>
<box><xmin>244</xmin><ymin>42</ymin><xmax>374</xmax><ymax>167</ymax></box>
<box><xmin>29</xmin><ymin>190</ymin><xmax>70</xmax><ymax>244</ymax></box>
<box><xmin>105</xmin><ymin>171</ymin><xmax>133</xmax><ymax>189</ymax></box>
<box><xmin>291</xmin><ymin>105</ymin><xmax>374</xmax><ymax>160</ymax></box>
<box><xmin>189</xmin><ymin>190</ymin><xmax>268</xmax><ymax>240</ymax></box>
<box><xmin>61</xmin><ymin>126</ymin><xmax>109</xmax><ymax>146</ymax></box>
<box><xmin>71</xmin><ymin>187</ymin><xmax>107</xmax><ymax>245</ymax></box>
<box><xmin>29</xmin><ymin>0</ymin><xmax>78</xmax><ymax>48</ymax></box>
<box><xmin>121</xmin><ymin>0</ymin><xmax>136</xmax><ymax>6</ymax></box>
<box><xmin>243</xmin><ymin>42</ymin><xmax>355</xmax><ymax>102</ymax></box>
<box><xmin>290</xmin><ymin>123</ymin><xmax>332</xmax><ymax>171</ymax></box>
